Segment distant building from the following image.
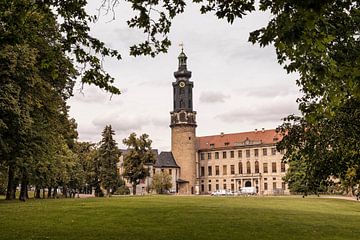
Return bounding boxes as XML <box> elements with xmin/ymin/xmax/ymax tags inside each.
<box><xmin>197</xmin><ymin>130</ymin><xmax>289</xmax><ymax>195</ymax></box>
<box><xmin>120</xmin><ymin>49</ymin><xmax>289</xmax><ymax>195</ymax></box>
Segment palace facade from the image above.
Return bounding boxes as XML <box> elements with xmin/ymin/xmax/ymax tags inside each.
<box><xmin>121</xmin><ymin>49</ymin><xmax>289</xmax><ymax>195</ymax></box>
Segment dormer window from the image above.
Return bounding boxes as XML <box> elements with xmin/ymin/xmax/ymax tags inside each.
<box><xmin>210</xmin><ymin>144</ymin><xmax>215</xmax><ymax>149</ymax></box>
<box><xmin>224</xmin><ymin>142</ymin><xmax>230</xmax><ymax>146</ymax></box>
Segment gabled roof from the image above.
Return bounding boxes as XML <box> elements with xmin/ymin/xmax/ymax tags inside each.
<box><xmin>154</xmin><ymin>152</ymin><xmax>179</xmax><ymax>168</ymax></box>
<box><xmin>196</xmin><ymin>129</ymin><xmax>282</xmax><ymax>151</ymax></box>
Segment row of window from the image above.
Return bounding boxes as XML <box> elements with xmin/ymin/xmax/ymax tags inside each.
<box><xmin>201</xmin><ymin>182</ymin><xmax>286</xmax><ymax>192</ymax></box>
<box><xmin>200</xmin><ymin>148</ymin><xmax>282</xmax><ymax>160</ymax></box>
<box><xmin>200</xmin><ymin>162</ymin><xmax>286</xmax><ymax>176</ymax></box>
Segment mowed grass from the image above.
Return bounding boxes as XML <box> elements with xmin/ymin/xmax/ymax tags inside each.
<box><xmin>0</xmin><ymin>196</ymin><xmax>359</xmax><ymax>240</ymax></box>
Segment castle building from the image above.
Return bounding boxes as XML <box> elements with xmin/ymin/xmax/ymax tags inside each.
<box><xmin>196</xmin><ymin>130</ymin><xmax>289</xmax><ymax>195</ymax></box>
<box><xmin>121</xmin><ymin>49</ymin><xmax>289</xmax><ymax>195</ymax></box>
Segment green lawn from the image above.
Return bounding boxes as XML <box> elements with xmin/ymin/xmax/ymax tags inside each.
<box><xmin>0</xmin><ymin>196</ymin><xmax>359</xmax><ymax>240</ymax></box>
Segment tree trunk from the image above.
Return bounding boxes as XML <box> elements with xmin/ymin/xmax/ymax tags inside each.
<box><xmin>47</xmin><ymin>187</ymin><xmax>52</xmax><ymax>198</ymax></box>
<box><xmin>35</xmin><ymin>187</ymin><xmax>41</xmax><ymax>199</ymax></box>
<box><xmin>53</xmin><ymin>187</ymin><xmax>58</xmax><ymax>198</ymax></box>
<box><xmin>62</xmin><ymin>186</ymin><xmax>67</xmax><ymax>198</ymax></box>
<box><xmin>132</xmin><ymin>184</ymin><xmax>137</xmax><ymax>195</ymax></box>
<box><xmin>19</xmin><ymin>182</ymin><xmax>27</xmax><ymax>201</ymax></box>
<box><xmin>42</xmin><ymin>188</ymin><xmax>46</xmax><ymax>199</ymax></box>
<box><xmin>6</xmin><ymin>166</ymin><xmax>15</xmax><ymax>200</ymax></box>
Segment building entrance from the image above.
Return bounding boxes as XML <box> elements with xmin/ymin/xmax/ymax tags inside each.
<box><xmin>245</xmin><ymin>181</ymin><xmax>251</xmax><ymax>187</ymax></box>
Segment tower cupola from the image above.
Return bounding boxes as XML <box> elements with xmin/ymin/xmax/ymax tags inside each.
<box><xmin>174</xmin><ymin>47</ymin><xmax>191</xmax><ymax>79</ymax></box>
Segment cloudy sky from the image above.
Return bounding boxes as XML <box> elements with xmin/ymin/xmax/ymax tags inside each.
<box><xmin>67</xmin><ymin>1</ymin><xmax>301</xmax><ymax>151</ymax></box>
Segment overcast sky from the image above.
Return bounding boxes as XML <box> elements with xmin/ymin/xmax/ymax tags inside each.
<box><xmin>67</xmin><ymin>2</ymin><xmax>301</xmax><ymax>151</ymax></box>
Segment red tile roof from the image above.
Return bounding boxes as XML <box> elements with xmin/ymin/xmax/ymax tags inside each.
<box><xmin>196</xmin><ymin>129</ymin><xmax>282</xmax><ymax>151</ymax></box>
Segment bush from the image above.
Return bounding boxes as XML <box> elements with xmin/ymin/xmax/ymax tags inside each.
<box><xmin>113</xmin><ymin>185</ymin><xmax>130</xmax><ymax>195</ymax></box>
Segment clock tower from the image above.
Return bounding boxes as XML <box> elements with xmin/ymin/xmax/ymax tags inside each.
<box><xmin>170</xmin><ymin>48</ymin><xmax>197</xmax><ymax>194</ymax></box>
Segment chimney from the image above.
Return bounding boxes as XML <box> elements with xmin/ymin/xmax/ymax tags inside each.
<box><xmin>262</xmin><ymin>128</ymin><xmax>265</xmax><ymax>132</ymax></box>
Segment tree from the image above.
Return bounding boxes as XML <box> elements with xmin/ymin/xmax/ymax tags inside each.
<box><xmin>97</xmin><ymin>125</ymin><xmax>121</xmax><ymax>197</ymax></box>
<box><xmin>151</xmin><ymin>171</ymin><xmax>172</xmax><ymax>194</ymax></box>
<box><xmin>122</xmin><ymin>133</ymin><xmax>156</xmax><ymax>195</ymax></box>
<box><xmin>0</xmin><ymin>0</ymin><xmax>122</xmax><ymax>200</ymax></box>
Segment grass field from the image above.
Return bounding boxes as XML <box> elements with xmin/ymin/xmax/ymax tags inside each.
<box><xmin>0</xmin><ymin>196</ymin><xmax>359</xmax><ymax>240</ymax></box>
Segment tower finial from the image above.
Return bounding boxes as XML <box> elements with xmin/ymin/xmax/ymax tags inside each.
<box><xmin>179</xmin><ymin>42</ymin><xmax>184</xmax><ymax>52</ymax></box>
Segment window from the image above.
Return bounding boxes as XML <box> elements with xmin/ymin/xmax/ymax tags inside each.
<box><xmin>230</xmin><ymin>151</ymin><xmax>234</xmax><ymax>158</ymax></box>
<box><xmin>200</xmin><ymin>167</ymin><xmax>205</xmax><ymax>177</ymax></box>
<box><xmin>153</xmin><ymin>169</ymin><xmax>155</xmax><ymax>175</ymax></box>
<box><xmin>207</xmin><ymin>153</ymin><xmax>212</xmax><ymax>160</ymax></box>
<box><xmin>246</xmin><ymin>161</ymin><xmax>251</xmax><ymax>174</ymax></box>
<box><xmin>246</xmin><ymin>150</ymin><xmax>250</xmax><ymax>158</ymax></box>
<box><xmin>282</xmin><ymin>182</ymin><xmax>286</xmax><ymax>190</ymax></box>
<box><xmin>215</xmin><ymin>166</ymin><xmax>220</xmax><ymax>175</ymax></box>
<box><xmin>223</xmin><ymin>165</ymin><xmax>227</xmax><ymax>175</ymax></box>
<box><xmin>208</xmin><ymin>166</ymin><xmax>212</xmax><ymax>176</ymax></box>
<box><xmin>222</xmin><ymin>151</ymin><xmax>227</xmax><ymax>159</ymax></box>
<box><xmin>272</xmin><ymin>162</ymin><xmax>277</xmax><ymax>173</ymax></box>
<box><xmin>231</xmin><ymin>183</ymin><xmax>234</xmax><ymax>191</ymax></box>
<box><xmin>200</xmin><ymin>153</ymin><xmax>205</xmax><ymax>160</ymax></box>
<box><xmin>230</xmin><ymin>165</ymin><xmax>235</xmax><ymax>175</ymax></box>
<box><xmin>271</xmin><ymin>148</ymin><xmax>276</xmax><ymax>155</ymax></box>
<box><xmin>201</xmin><ymin>184</ymin><xmax>204</xmax><ymax>192</ymax></box>
<box><xmin>238</xmin><ymin>150</ymin><xmax>242</xmax><ymax>158</ymax></box>
<box><xmin>255</xmin><ymin>161</ymin><xmax>259</xmax><ymax>173</ymax></box>
<box><xmin>263</xmin><ymin>148</ymin><xmax>267</xmax><ymax>156</ymax></box>
<box><xmin>224</xmin><ymin>142</ymin><xmax>230</xmax><ymax>146</ymax></box>
<box><xmin>263</xmin><ymin>163</ymin><xmax>268</xmax><ymax>173</ymax></box>
<box><xmin>223</xmin><ymin>184</ymin><xmax>227</xmax><ymax>190</ymax></box>
<box><xmin>273</xmin><ymin>182</ymin><xmax>277</xmax><ymax>190</ymax></box>
<box><xmin>215</xmin><ymin>152</ymin><xmax>219</xmax><ymax>159</ymax></box>
<box><xmin>238</xmin><ymin>162</ymin><xmax>243</xmax><ymax>174</ymax></box>
<box><xmin>169</xmin><ymin>169</ymin><xmax>172</xmax><ymax>175</ymax></box>
<box><xmin>216</xmin><ymin>184</ymin><xmax>219</xmax><ymax>190</ymax></box>
<box><xmin>208</xmin><ymin>184</ymin><xmax>212</xmax><ymax>191</ymax></box>
<box><xmin>254</xmin><ymin>149</ymin><xmax>259</xmax><ymax>157</ymax></box>
<box><xmin>264</xmin><ymin>182</ymin><xmax>268</xmax><ymax>190</ymax></box>
<box><xmin>281</xmin><ymin>162</ymin><xmax>286</xmax><ymax>172</ymax></box>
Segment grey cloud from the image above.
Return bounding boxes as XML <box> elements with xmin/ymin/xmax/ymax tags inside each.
<box><xmin>72</xmin><ymin>84</ymin><xmax>125</xmax><ymax>104</ymax></box>
<box><xmin>237</xmin><ymin>85</ymin><xmax>300</xmax><ymax>99</ymax></box>
<box><xmin>199</xmin><ymin>91</ymin><xmax>230</xmax><ymax>103</ymax></box>
<box><xmin>138</xmin><ymin>80</ymin><xmax>169</xmax><ymax>87</ymax></box>
<box><xmin>215</xmin><ymin>100</ymin><xmax>299</xmax><ymax>124</ymax></box>
<box><xmin>92</xmin><ymin>113</ymin><xmax>168</xmax><ymax>134</ymax></box>
<box><xmin>92</xmin><ymin>113</ymin><xmax>148</xmax><ymax>133</ymax></box>
<box><xmin>227</xmin><ymin>44</ymin><xmax>276</xmax><ymax>62</ymax></box>
<box><xmin>151</xmin><ymin>117</ymin><xmax>169</xmax><ymax>127</ymax></box>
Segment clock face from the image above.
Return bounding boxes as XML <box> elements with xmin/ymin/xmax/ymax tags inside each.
<box><xmin>179</xmin><ymin>81</ymin><xmax>185</xmax><ymax>88</ymax></box>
